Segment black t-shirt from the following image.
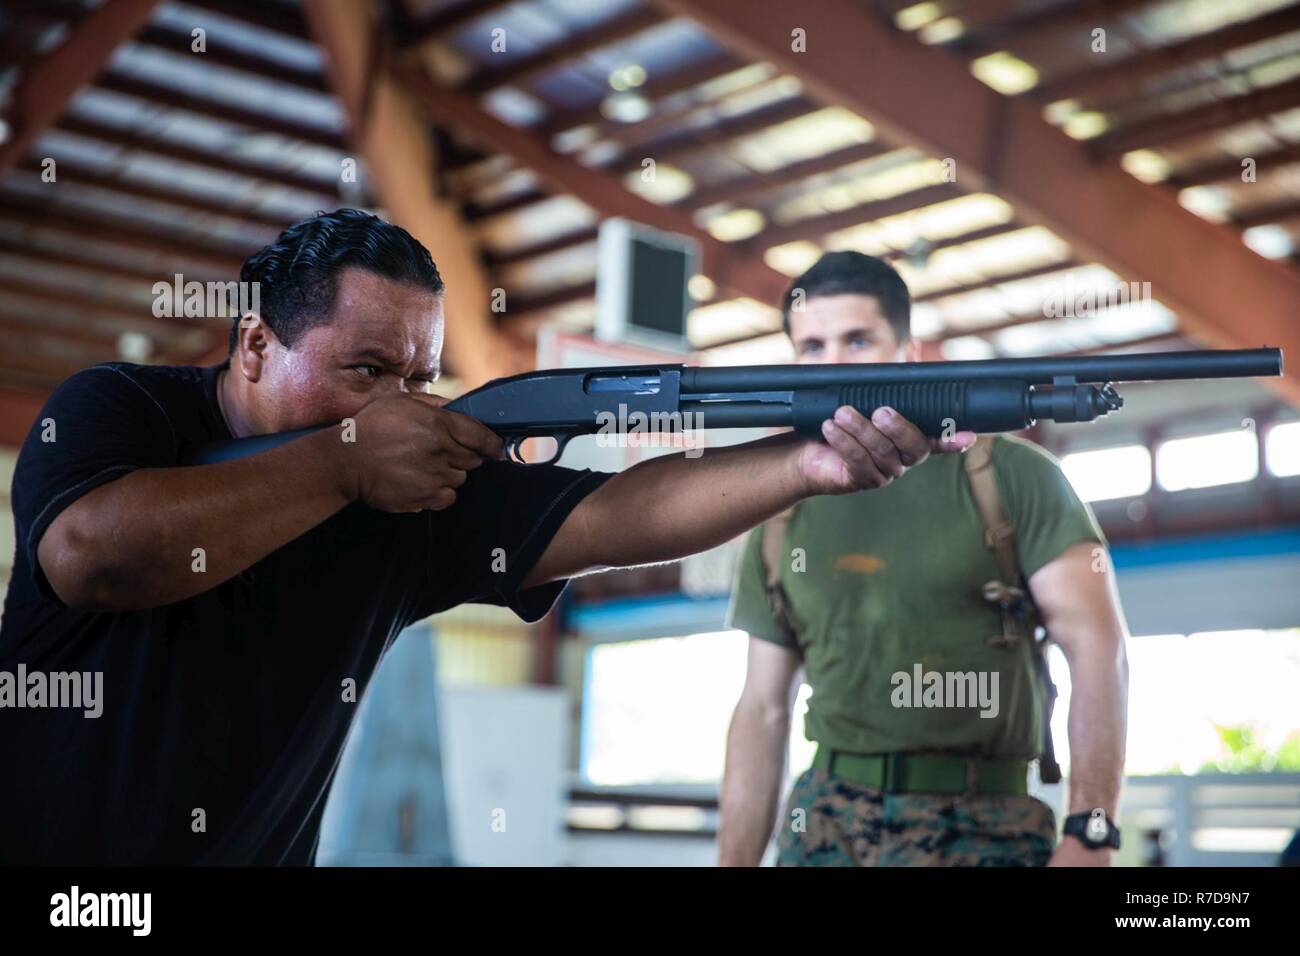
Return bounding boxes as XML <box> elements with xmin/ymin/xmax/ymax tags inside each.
<box><xmin>0</xmin><ymin>362</ymin><xmax>611</xmax><ymax>865</ymax></box>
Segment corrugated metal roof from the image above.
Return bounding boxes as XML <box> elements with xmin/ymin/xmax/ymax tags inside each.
<box><xmin>0</xmin><ymin>0</ymin><xmax>1297</xmax><ymax>392</ymax></box>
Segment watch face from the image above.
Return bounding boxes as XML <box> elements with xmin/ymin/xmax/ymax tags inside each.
<box><xmin>1085</xmin><ymin>809</ymin><xmax>1109</xmax><ymax>843</ymax></box>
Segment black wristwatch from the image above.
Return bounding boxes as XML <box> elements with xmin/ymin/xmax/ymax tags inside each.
<box><xmin>1063</xmin><ymin>808</ymin><xmax>1121</xmax><ymax>850</ymax></box>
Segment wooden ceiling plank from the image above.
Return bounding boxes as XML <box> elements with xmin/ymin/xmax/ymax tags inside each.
<box><xmin>18</xmin><ymin>155</ymin><xmax>295</xmax><ymax>230</ymax></box>
<box><xmin>466</xmin><ymin>6</ymin><xmax>665</xmax><ymax>95</ymax></box>
<box><xmin>0</xmin><ymin>196</ymin><xmax>250</xmax><ymax>274</ymax></box>
<box><xmin>753</xmin><ymin>183</ymin><xmax>965</xmax><ymax>250</ymax></box>
<box><xmin>0</xmin><ymin>230</ymin><xmax>226</xmax><ymax>286</ymax></box>
<box><xmin>95</xmin><ymin>72</ymin><xmax>347</xmax><ymax>152</ymax></box>
<box><xmin>57</xmin><ymin>115</ymin><xmax>344</xmax><ymax>197</ymax></box>
<box><xmin>1169</xmin><ymin>140</ymin><xmax>1300</xmax><ymax>188</ymax></box>
<box><xmin>685</xmin><ymin>141</ymin><xmax>894</xmax><ymax>209</ymax></box>
<box><xmin>482</xmin><ymin>227</ymin><xmax>599</xmax><ymax>268</ymax></box>
<box><xmin>399</xmin><ymin>0</ymin><xmax>518</xmax><ymax>51</ymax></box>
<box><xmin>179</xmin><ymin>0</ymin><xmax>311</xmax><ymax>41</ymax></box>
<box><xmin>0</xmin><ymin>274</ymin><xmax>226</xmax><ymax>338</ymax></box>
<box><xmin>913</xmin><ymin>260</ymin><xmax>1081</xmax><ymax>303</ymax></box>
<box><xmin>1095</xmin><ymin>76</ymin><xmax>1300</xmax><ymax>157</ymax></box>
<box><xmin>608</xmin><ymin>96</ymin><xmax>817</xmax><ymax>173</ymax></box>
<box><xmin>539</xmin><ymin>51</ymin><xmax>744</xmax><ymax>138</ymax></box>
<box><xmin>1234</xmin><ymin>199</ymin><xmax>1300</xmax><ymax>230</ymax></box>
<box><xmin>1038</xmin><ymin>5</ymin><xmax>1300</xmax><ymax>104</ymax></box>
<box><xmin>957</xmin><ymin>0</ymin><xmax>1158</xmax><ymax>48</ymax></box>
<box><xmin>131</xmin><ymin>24</ymin><xmax>329</xmax><ymax>93</ymax></box>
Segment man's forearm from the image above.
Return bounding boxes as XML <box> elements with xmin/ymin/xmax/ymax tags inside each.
<box><xmin>529</xmin><ymin>404</ymin><xmax>946</xmax><ymax>586</ymax></box>
<box><xmin>719</xmin><ymin>700</ymin><xmax>791</xmax><ymax>866</ymax></box>
<box><xmin>1061</xmin><ymin>648</ymin><xmax>1128</xmax><ymax>815</ymax></box>
<box><xmin>40</xmin><ymin>429</ymin><xmax>353</xmax><ymax>611</ymax></box>
<box><xmin>1028</xmin><ymin>546</ymin><xmax>1130</xmax><ymax>821</ymax></box>
<box><xmin>579</xmin><ymin>435</ymin><xmax>808</xmax><ymax>572</ymax></box>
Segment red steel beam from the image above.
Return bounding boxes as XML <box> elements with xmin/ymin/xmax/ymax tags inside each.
<box><xmin>303</xmin><ymin>0</ymin><xmax>511</xmax><ymax>386</ymax></box>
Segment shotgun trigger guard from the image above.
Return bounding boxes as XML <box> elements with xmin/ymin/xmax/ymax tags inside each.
<box><xmin>505</xmin><ymin>433</ymin><xmax>572</xmax><ymax>465</ymax></box>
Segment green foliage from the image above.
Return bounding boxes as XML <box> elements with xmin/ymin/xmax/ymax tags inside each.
<box><xmin>1195</xmin><ymin>724</ymin><xmax>1300</xmax><ymax>774</ymax></box>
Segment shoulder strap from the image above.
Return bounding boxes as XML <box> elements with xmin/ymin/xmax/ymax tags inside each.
<box><xmin>759</xmin><ymin>507</ymin><xmax>796</xmax><ymax>635</ymax></box>
<box><xmin>964</xmin><ymin>437</ymin><xmax>1063</xmax><ymax>783</ymax></box>
<box><xmin>963</xmin><ymin>437</ymin><xmax>1021</xmax><ymax>587</ymax></box>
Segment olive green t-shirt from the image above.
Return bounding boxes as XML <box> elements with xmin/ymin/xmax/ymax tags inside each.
<box><xmin>726</xmin><ymin>435</ymin><xmax>1103</xmax><ymax>760</ymax></box>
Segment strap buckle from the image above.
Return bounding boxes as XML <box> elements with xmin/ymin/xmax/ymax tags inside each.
<box><xmin>981</xmin><ymin>579</ymin><xmax>1029</xmax><ymax>612</ymax></box>
<box><xmin>884</xmin><ymin>753</ymin><xmax>906</xmax><ymax>793</ymax></box>
<box><xmin>983</xmin><ymin>525</ymin><xmax>1016</xmax><ymax>550</ymax></box>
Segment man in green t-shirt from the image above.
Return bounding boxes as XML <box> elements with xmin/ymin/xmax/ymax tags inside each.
<box><xmin>720</xmin><ymin>251</ymin><xmax>1131</xmax><ymax>867</ymax></box>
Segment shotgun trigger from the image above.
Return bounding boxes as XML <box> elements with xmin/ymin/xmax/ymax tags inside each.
<box><xmin>505</xmin><ymin>433</ymin><xmax>573</xmax><ymax>466</ymax></box>
<box><xmin>505</xmin><ymin>436</ymin><xmax>527</xmax><ymax>464</ymax></box>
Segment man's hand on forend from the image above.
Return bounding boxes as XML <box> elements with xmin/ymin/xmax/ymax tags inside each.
<box><xmin>796</xmin><ymin>405</ymin><xmax>976</xmax><ymax>496</ymax></box>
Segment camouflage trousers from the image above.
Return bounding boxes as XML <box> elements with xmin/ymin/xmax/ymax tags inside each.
<box><xmin>776</xmin><ymin>768</ymin><xmax>1057</xmax><ymax>867</ymax></box>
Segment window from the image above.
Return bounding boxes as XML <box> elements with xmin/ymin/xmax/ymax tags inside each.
<box><xmin>583</xmin><ymin>625</ymin><xmax>1300</xmax><ymax>786</ymax></box>
<box><xmin>1266</xmin><ymin>421</ymin><xmax>1300</xmax><ymax>478</ymax></box>
<box><xmin>1048</xmin><ymin>629</ymin><xmax>1300</xmax><ymax>776</ymax></box>
<box><xmin>1060</xmin><ymin>444</ymin><xmax>1152</xmax><ymax>502</ymax></box>
<box><xmin>1155</xmin><ymin>429</ymin><xmax>1258</xmax><ymax>492</ymax></box>
<box><xmin>582</xmin><ymin>630</ymin><xmax>748</xmax><ymax>786</ymax></box>
<box><xmin>581</xmin><ymin>630</ymin><xmax>817</xmax><ymax>786</ymax></box>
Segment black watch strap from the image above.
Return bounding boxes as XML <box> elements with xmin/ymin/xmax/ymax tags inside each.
<box><xmin>1064</xmin><ymin>808</ymin><xmax>1121</xmax><ymax>850</ymax></box>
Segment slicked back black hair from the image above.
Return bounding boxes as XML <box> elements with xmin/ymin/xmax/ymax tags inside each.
<box><xmin>780</xmin><ymin>250</ymin><xmax>911</xmax><ymax>343</ymax></box>
<box><xmin>230</xmin><ymin>208</ymin><xmax>444</xmax><ymax>353</ymax></box>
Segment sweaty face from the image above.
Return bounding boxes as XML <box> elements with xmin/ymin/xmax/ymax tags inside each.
<box><xmin>251</xmin><ymin>266</ymin><xmax>444</xmax><ymax>431</ymax></box>
<box><xmin>788</xmin><ymin>293</ymin><xmax>914</xmax><ymax>366</ymax></box>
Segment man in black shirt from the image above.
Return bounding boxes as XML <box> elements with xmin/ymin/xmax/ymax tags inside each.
<box><xmin>0</xmin><ymin>209</ymin><xmax>971</xmax><ymax>864</ymax></box>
